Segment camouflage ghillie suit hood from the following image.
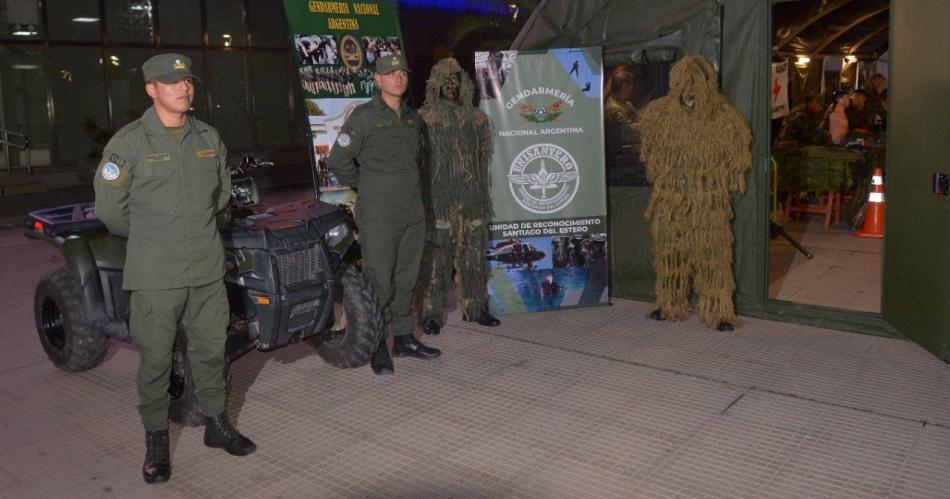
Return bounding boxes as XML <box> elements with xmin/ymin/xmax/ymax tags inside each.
<box><xmin>424</xmin><ymin>57</ymin><xmax>476</xmax><ymax>109</ymax></box>
<box><xmin>419</xmin><ymin>57</ymin><xmax>493</xmax><ymax>221</ymax></box>
<box><xmin>639</xmin><ymin>54</ymin><xmax>752</xmax><ymax>329</ymax></box>
<box><xmin>417</xmin><ymin>57</ymin><xmax>495</xmax><ymax>323</ymax></box>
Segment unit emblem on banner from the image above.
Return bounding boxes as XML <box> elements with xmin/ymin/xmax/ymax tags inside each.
<box><xmin>518</xmin><ymin>100</ymin><xmax>563</xmax><ymax>123</ymax></box>
<box><xmin>507</xmin><ymin>143</ymin><xmax>580</xmax><ymax>214</ymax></box>
<box><xmin>339</xmin><ymin>35</ymin><xmax>364</xmax><ymax>71</ymax></box>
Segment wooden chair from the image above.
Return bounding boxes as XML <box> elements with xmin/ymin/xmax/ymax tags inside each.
<box><xmin>783</xmin><ymin>190</ymin><xmax>844</xmax><ymax>229</ymax></box>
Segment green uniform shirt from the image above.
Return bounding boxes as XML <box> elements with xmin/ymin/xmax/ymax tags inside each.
<box><xmin>327</xmin><ymin>95</ymin><xmax>425</xmax><ymax>223</ymax></box>
<box><xmin>94</xmin><ymin>106</ymin><xmax>231</xmax><ymax>290</ymax></box>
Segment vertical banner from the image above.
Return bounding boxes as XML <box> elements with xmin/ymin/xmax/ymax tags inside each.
<box><xmin>771</xmin><ymin>59</ymin><xmax>789</xmax><ymax>119</ymax></box>
<box><xmin>282</xmin><ymin>0</ymin><xmax>404</xmax><ymax>194</ymax></box>
<box><xmin>477</xmin><ymin>47</ymin><xmax>608</xmax><ymax>314</ymax></box>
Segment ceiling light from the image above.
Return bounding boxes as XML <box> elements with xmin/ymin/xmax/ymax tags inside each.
<box><xmin>72</xmin><ymin>17</ymin><xmax>99</xmax><ymax>23</ymax></box>
<box><xmin>12</xmin><ymin>64</ymin><xmax>39</xmax><ymax>70</ymax></box>
<box><xmin>222</xmin><ymin>34</ymin><xmax>232</xmax><ymax>47</ymax></box>
<box><xmin>794</xmin><ymin>55</ymin><xmax>810</xmax><ymax>68</ymax></box>
<box><xmin>844</xmin><ymin>55</ymin><xmax>857</xmax><ymax>63</ymax></box>
<box><xmin>9</xmin><ymin>22</ymin><xmax>38</xmax><ymax>36</ymax></box>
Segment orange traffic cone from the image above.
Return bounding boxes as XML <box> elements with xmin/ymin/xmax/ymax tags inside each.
<box><xmin>856</xmin><ymin>167</ymin><xmax>885</xmax><ymax>238</ymax></box>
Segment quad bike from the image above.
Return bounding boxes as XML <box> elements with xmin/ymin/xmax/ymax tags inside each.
<box><xmin>25</xmin><ymin>155</ymin><xmax>379</xmax><ymax>424</ymax></box>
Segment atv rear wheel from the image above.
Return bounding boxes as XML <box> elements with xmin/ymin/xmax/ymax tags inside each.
<box><xmin>312</xmin><ymin>265</ymin><xmax>383</xmax><ymax>368</ymax></box>
<box><xmin>34</xmin><ymin>268</ymin><xmax>110</xmax><ymax>372</ymax></box>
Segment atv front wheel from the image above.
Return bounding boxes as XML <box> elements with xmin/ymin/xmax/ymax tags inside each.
<box><xmin>312</xmin><ymin>265</ymin><xmax>383</xmax><ymax>368</ymax></box>
<box><xmin>34</xmin><ymin>268</ymin><xmax>110</xmax><ymax>372</ymax></box>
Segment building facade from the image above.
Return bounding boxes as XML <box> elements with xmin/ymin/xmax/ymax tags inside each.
<box><xmin>0</xmin><ymin>0</ymin><xmax>302</xmax><ymax>172</ymax></box>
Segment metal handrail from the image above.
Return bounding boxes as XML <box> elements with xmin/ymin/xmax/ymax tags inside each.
<box><xmin>0</xmin><ymin>128</ymin><xmax>31</xmax><ymax>175</ymax></box>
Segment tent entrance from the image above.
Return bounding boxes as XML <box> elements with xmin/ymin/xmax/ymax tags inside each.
<box><xmin>766</xmin><ymin>0</ymin><xmax>889</xmax><ymax>314</ymax></box>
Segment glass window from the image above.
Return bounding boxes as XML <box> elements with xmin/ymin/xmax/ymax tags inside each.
<box><xmin>209</xmin><ymin>50</ymin><xmax>252</xmax><ymax>149</ymax></box>
<box><xmin>0</xmin><ymin>45</ymin><xmax>49</xmax><ymax>168</ymax></box>
<box><xmin>158</xmin><ymin>0</ymin><xmax>201</xmax><ymax>46</ymax></box>
<box><xmin>105</xmin><ymin>0</ymin><xmax>155</xmax><ymax>44</ymax></box>
<box><xmin>206</xmin><ymin>0</ymin><xmax>246</xmax><ymax>48</ymax></box>
<box><xmin>248</xmin><ymin>0</ymin><xmax>288</xmax><ymax>48</ymax></box>
<box><xmin>47</xmin><ymin>0</ymin><xmax>98</xmax><ymax>42</ymax></box>
<box><xmin>250</xmin><ymin>52</ymin><xmax>291</xmax><ymax>147</ymax></box>
<box><xmin>50</xmin><ymin>47</ymin><xmax>108</xmax><ymax>166</ymax></box>
<box><xmin>0</xmin><ymin>0</ymin><xmax>42</xmax><ymax>40</ymax></box>
<box><xmin>106</xmin><ymin>48</ymin><xmax>155</xmax><ymax>130</ymax></box>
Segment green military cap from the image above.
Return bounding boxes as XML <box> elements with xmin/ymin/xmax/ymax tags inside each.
<box><xmin>142</xmin><ymin>53</ymin><xmax>200</xmax><ymax>83</ymax></box>
<box><xmin>376</xmin><ymin>54</ymin><xmax>410</xmax><ymax>75</ymax></box>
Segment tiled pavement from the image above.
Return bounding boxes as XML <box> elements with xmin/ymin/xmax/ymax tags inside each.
<box><xmin>769</xmin><ymin>216</ymin><xmax>883</xmax><ymax>313</ymax></box>
<box><xmin>0</xmin><ymin>221</ymin><xmax>945</xmax><ymax>498</ymax></box>
<box><xmin>3</xmin><ymin>292</ymin><xmax>950</xmax><ymax>498</ymax></box>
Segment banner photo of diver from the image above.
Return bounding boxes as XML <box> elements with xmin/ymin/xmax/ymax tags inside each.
<box><xmin>478</xmin><ymin>47</ymin><xmax>608</xmax><ymax>315</ymax></box>
<box><xmin>485</xmin><ymin>232</ymin><xmax>608</xmax><ymax>313</ymax></box>
<box><xmin>283</xmin><ymin>0</ymin><xmax>405</xmax><ymax>197</ymax></box>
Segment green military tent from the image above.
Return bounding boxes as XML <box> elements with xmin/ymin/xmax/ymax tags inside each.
<box><xmin>509</xmin><ymin>0</ymin><xmax>950</xmax><ymax>361</ymax></box>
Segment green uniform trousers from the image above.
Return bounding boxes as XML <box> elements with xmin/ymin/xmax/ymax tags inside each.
<box><xmin>358</xmin><ymin>217</ymin><xmax>425</xmax><ymax>337</ymax></box>
<box><xmin>130</xmin><ymin>280</ymin><xmax>228</xmax><ymax>431</ymax></box>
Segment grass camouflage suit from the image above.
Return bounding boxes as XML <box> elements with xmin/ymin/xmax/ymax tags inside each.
<box><xmin>639</xmin><ymin>54</ymin><xmax>752</xmax><ymax>330</ymax></box>
<box><xmin>417</xmin><ymin>58</ymin><xmax>495</xmax><ymax>327</ymax></box>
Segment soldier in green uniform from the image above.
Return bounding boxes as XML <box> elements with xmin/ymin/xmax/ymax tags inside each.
<box><xmin>776</xmin><ymin>94</ymin><xmax>828</xmax><ymax>146</ymax></box>
<box><xmin>328</xmin><ymin>54</ymin><xmax>441</xmax><ymax>376</ymax></box>
<box><xmin>417</xmin><ymin>57</ymin><xmax>500</xmax><ymax>336</ymax></box>
<box><xmin>603</xmin><ymin>67</ymin><xmax>644</xmax><ymax>185</ymax></box>
<box><xmin>94</xmin><ymin>53</ymin><xmax>256</xmax><ymax>485</ymax></box>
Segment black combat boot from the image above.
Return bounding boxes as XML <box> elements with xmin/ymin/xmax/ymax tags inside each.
<box><xmin>371</xmin><ymin>337</ymin><xmax>394</xmax><ymax>375</ymax></box>
<box><xmin>143</xmin><ymin>430</ymin><xmax>171</xmax><ymax>484</ymax></box>
<box><xmin>422</xmin><ymin>318</ymin><xmax>441</xmax><ymax>335</ymax></box>
<box><xmin>204</xmin><ymin>413</ymin><xmax>257</xmax><ymax>456</ymax></box>
<box><xmin>392</xmin><ymin>334</ymin><xmax>441</xmax><ymax>360</ymax></box>
<box><xmin>463</xmin><ymin>307</ymin><xmax>501</xmax><ymax>327</ymax></box>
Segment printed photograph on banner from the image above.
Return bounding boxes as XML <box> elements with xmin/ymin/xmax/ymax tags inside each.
<box><xmin>308</xmin><ymin>98</ymin><xmax>370</xmax><ymax>188</ymax></box>
<box><xmin>298</xmin><ymin>65</ymin><xmax>377</xmax><ymax>98</ymax></box>
<box><xmin>475</xmin><ymin>51</ymin><xmax>516</xmax><ymax>100</ymax></box>
<box><xmin>551</xmin><ymin>233</ymin><xmax>607</xmax><ymax>269</ymax></box>
<box><xmin>294</xmin><ymin>34</ymin><xmax>339</xmax><ymax>66</ymax></box>
<box><xmin>485</xmin><ymin>235</ymin><xmax>608</xmax><ymax>313</ymax></box>
<box><xmin>361</xmin><ymin>36</ymin><xmax>402</xmax><ymax>66</ymax></box>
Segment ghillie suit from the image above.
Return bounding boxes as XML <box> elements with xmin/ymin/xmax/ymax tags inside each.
<box><xmin>417</xmin><ymin>58</ymin><xmax>495</xmax><ymax>327</ymax></box>
<box><xmin>639</xmin><ymin>54</ymin><xmax>752</xmax><ymax>330</ymax></box>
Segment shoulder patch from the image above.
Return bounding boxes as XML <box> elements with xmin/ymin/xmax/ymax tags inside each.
<box><xmin>336</xmin><ymin>133</ymin><xmax>352</xmax><ymax>147</ymax></box>
<box><xmin>101</xmin><ymin>162</ymin><xmax>121</xmax><ymax>181</ymax></box>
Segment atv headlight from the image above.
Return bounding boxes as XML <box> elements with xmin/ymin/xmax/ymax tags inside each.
<box><xmin>324</xmin><ymin>222</ymin><xmax>349</xmax><ymax>247</ymax></box>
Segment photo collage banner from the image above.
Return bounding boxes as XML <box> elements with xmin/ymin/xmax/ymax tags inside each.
<box><xmin>282</xmin><ymin>0</ymin><xmax>404</xmax><ymax>198</ymax></box>
<box><xmin>476</xmin><ymin>47</ymin><xmax>609</xmax><ymax>314</ymax></box>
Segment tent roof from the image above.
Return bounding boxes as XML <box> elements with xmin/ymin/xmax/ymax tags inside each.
<box><xmin>773</xmin><ymin>0</ymin><xmax>889</xmax><ymax>58</ymax></box>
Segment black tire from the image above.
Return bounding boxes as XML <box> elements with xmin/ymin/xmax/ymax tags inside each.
<box><xmin>34</xmin><ymin>268</ymin><xmax>110</xmax><ymax>372</ymax></box>
<box><xmin>311</xmin><ymin>265</ymin><xmax>383</xmax><ymax>368</ymax></box>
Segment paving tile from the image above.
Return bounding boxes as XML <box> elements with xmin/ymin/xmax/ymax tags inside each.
<box><xmin>761</xmin><ymin>406</ymin><xmax>920</xmax><ymax>498</ymax></box>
